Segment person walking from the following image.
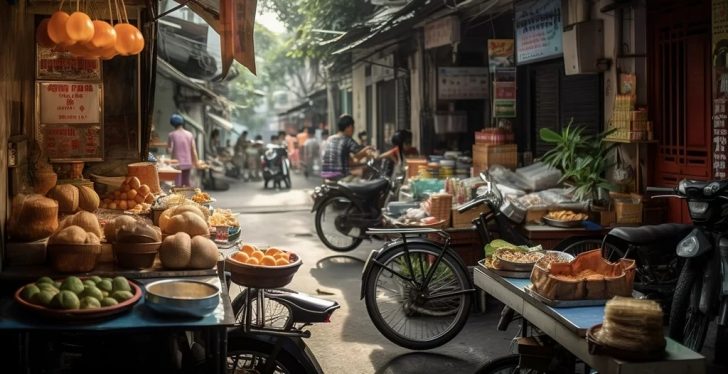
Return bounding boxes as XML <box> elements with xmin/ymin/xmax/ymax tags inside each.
<box><xmin>166</xmin><ymin>114</ymin><xmax>200</xmax><ymax>187</ymax></box>
<box><xmin>302</xmin><ymin>127</ymin><xmax>319</xmax><ymax>178</ymax></box>
<box><xmin>321</xmin><ymin>114</ymin><xmax>374</xmax><ymax>182</ymax></box>
<box><xmin>233</xmin><ymin>131</ymin><xmax>249</xmax><ymax>180</ymax></box>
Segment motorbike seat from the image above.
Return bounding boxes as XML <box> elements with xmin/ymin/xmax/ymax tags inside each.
<box><xmin>339</xmin><ymin>178</ymin><xmax>389</xmax><ymax>196</ymax></box>
<box><xmin>268</xmin><ymin>291</ymin><xmax>340</xmax><ymax>323</ymax></box>
<box><xmin>606</xmin><ymin>223</ymin><xmax>693</xmax><ymax>246</ymax></box>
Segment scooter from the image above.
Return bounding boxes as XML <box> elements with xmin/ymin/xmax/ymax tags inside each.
<box><xmin>311</xmin><ymin>159</ymin><xmax>401</xmax><ymax>252</ymax></box>
<box><xmin>261</xmin><ymin>144</ymin><xmax>291</xmax><ymax>189</ymax></box>
<box><xmin>646</xmin><ymin>180</ymin><xmax>728</xmax><ymax>355</ymax></box>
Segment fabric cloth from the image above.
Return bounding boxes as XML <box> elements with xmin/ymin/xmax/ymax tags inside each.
<box><xmin>168</xmin><ymin>129</ymin><xmax>196</xmax><ymax>170</ymax></box>
<box><xmin>321</xmin><ymin>133</ymin><xmax>364</xmax><ymax>177</ymax></box>
<box><xmin>176</xmin><ymin>169</ymin><xmax>192</xmax><ymax>187</ymax></box>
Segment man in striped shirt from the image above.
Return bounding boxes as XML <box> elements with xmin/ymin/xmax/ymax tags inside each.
<box><xmin>321</xmin><ymin>114</ymin><xmax>374</xmax><ymax>181</ymax></box>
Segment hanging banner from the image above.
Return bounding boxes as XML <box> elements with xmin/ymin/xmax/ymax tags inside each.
<box><xmin>220</xmin><ymin>0</ymin><xmax>257</xmax><ymax>76</ymax></box>
<box><xmin>38</xmin><ymin>82</ymin><xmax>102</xmax><ymax>124</ymax></box>
<box><xmin>437</xmin><ymin>67</ymin><xmax>489</xmax><ymax>100</ymax></box>
<box><xmin>515</xmin><ymin>0</ymin><xmax>563</xmax><ymax>64</ymax></box>
<box><xmin>488</xmin><ymin>39</ymin><xmax>515</xmax><ymax>72</ymax></box>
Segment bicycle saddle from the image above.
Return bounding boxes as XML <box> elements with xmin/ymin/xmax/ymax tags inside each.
<box><xmin>606</xmin><ymin>223</ymin><xmax>693</xmax><ymax>246</ymax></box>
<box><xmin>338</xmin><ymin>178</ymin><xmax>388</xmax><ymax>195</ymax></box>
<box><xmin>269</xmin><ymin>292</ymin><xmax>340</xmax><ymax>323</ymax></box>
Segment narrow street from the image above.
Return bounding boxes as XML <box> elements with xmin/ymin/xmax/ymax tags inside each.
<box><xmin>215</xmin><ymin>172</ymin><xmax>518</xmax><ymax>373</ymax></box>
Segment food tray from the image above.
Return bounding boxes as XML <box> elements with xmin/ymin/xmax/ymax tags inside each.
<box><xmin>225</xmin><ymin>251</ymin><xmax>302</xmax><ymax>289</ymax></box>
<box><xmin>14</xmin><ymin>280</ymin><xmax>142</xmax><ymax>321</ymax></box>
<box><xmin>587</xmin><ymin>324</ymin><xmax>666</xmax><ymax>361</ymax></box>
<box><xmin>492</xmin><ymin>248</ymin><xmax>543</xmax><ymax>272</ymax></box>
<box><xmin>478</xmin><ymin>259</ymin><xmax>531</xmax><ymax>278</ymax></box>
<box><xmin>524</xmin><ymin>285</ymin><xmax>608</xmax><ymax>307</ymax></box>
<box><xmin>542</xmin><ymin>216</ymin><xmax>584</xmax><ymax>228</ymax></box>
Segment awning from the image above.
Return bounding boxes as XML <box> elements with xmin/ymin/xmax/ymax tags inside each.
<box><xmin>181</xmin><ymin>114</ymin><xmax>205</xmax><ymax>134</ymax></box>
<box><xmin>206</xmin><ymin>112</ymin><xmax>234</xmax><ymax>131</ymax></box>
<box><xmin>156</xmin><ymin>57</ymin><xmax>238</xmax><ymax>111</ymax></box>
<box><xmin>185</xmin><ymin>0</ymin><xmax>257</xmax><ymax>76</ymax></box>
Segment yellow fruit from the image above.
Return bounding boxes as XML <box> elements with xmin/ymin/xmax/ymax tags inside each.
<box><xmin>274</xmin><ymin>252</ymin><xmax>290</xmax><ymax>261</ymax></box>
<box><xmin>260</xmin><ymin>256</ymin><xmax>276</xmax><ymax>266</ymax></box>
<box><xmin>266</xmin><ymin>248</ymin><xmax>282</xmax><ymax>257</ymax></box>
<box><xmin>118</xmin><ymin>200</ymin><xmax>128</xmax><ymax>210</ymax></box>
<box><xmin>251</xmin><ymin>251</ymin><xmax>264</xmax><ymax>261</ymax></box>
<box><xmin>127</xmin><ymin>189</ymin><xmax>138</xmax><ymax>200</ymax></box>
<box><xmin>120</xmin><ymin>192</ymin><xmax>128</xmax><ymax>200</ymax></box>
<box><xmin>246</xmin><ymin>257</ymin><xmax>260</xmax><ymax>265</ymax></box>
<box><xmin>241</xmin><ymin>244</ymin><xmax>257</xmax><ymax>256</ymax></box>
<box><xmin>275</xmin><ymin>258</ymin><xmax>289</xmax><ymax>266</ymax></box>
<box><xmin>232</xmin><ymin>252</ymin><xmax>249</xmax><ymax>263</ymax></box>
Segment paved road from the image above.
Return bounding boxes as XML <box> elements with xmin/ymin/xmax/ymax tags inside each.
<box><xmin>214</xmin><ymin>171</ymin><xmax>517</xmax><ymax>373</ymax></box>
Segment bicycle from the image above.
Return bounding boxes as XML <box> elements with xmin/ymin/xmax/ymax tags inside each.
<box><xmin>225</xmin><ymin>279</ymin><xmax>340</xmax><ymax>373</ymax></box>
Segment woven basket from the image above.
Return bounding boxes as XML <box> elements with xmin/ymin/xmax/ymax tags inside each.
<box><xmin>429</xmin><ymin>193</ymin><xmax>452</xmax><ymax>227</ymax></box>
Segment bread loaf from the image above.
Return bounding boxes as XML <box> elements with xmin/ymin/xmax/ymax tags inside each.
<box><xmin>59</xmin><ymin>211</ymin><xmax>102</xmax><ymax>238</ymax></box>
<box><xmin>48</xmin><ymin>184</ymin><xmax>79</xmax><ymax>213</ymax></box>
<box><xmin>78</xmin><ymin>185</ymin><xmax>100</xmax><ymax>212</ymax></box>
<box><xmin>49</xmin><ymin>225</ymin><xmax>89</xmax><ymax>245</ymax></box>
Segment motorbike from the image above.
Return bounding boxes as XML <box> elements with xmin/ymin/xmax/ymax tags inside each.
<box><xmin>311</xmin><ymin>159</ymin><xmax>402</xmax><ymax>252</ymax></box>
<box><xmin>646</xmin><ymin>180</ymin><xmax>728</xmax><ymax>354</ymax></box>
<box><xmin>261</xmin><ymin>144</ymin><xmax>291</xmax><ymax>189</ymax></box>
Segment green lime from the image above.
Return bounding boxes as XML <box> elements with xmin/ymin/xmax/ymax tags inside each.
<box><xmin>81</xmin><ymin>286</ymin><xmax>104</xmax><ymax>300</ymax></box>
<box><xmin>31</xmin><ymin>290</ymin><xmax>56</xmax><ymax>306</ymax></box>
<box><xmin>36</xmin><ymin>276</ymin><xmax>54</xmax><ymax>284</ymax></box>
<box><xmin>111</xmin><ymin>290</ymin><xmax>134</xmax><ymax>302</ymax></box>
<box><xmin>101</xmin><ymin>290</ymin><xmax>109</xmax><ymax>298</ymax></box>
<box><xmin>97</xmin><ymin>280</ymin><xmax>113</xmax><ymax>293</ymax></box>
<box><xmin>83</xmin><ymin>280</ymin><xmax>97</xmax><ymax>288</ymax></box>
<box><xmin>100</xmin><ymin>297</ymin><xmax>119</xmax><ymax>307</ymax></box>
<box><xmin>102</xmin><ymin>277</ymin><xmax>113</xmax><ymax>283</ymax></box>
<box><xmin>112</xmin><ymin>277</ymin><xmax>131</xmax><ymax>292</ymax></box>
<box><xmin>21</xmin><ymin>284</ymin><xmax>40</xmax><ymax>302</ymax></box>
<box><xmin>37</xmin><ymin>283</ymin><xmax>59</xmax><ymax>294</ymax></box>
<box><xmin>54</xmin><ymin>281</ymin><xmax>62</xmax><ymax>288</ymax></box>
<box><xmin>79</xmin><ymin>296</ymin><xmax>101</xmax><ymax>309</ymax></box>
<box><xmin>90</xmin><ymin>276</ymin><xmax>103</xmax><ymax>284</ymax></box>
<box><xmin>55</xmin><ymin>290</ymin><xmax>80</xmax><ymax>310</ymax></box>
<box><xmin>60</xmin><ymin>277</ymin><xmax>84</xmax><ymax>295</ymax></box>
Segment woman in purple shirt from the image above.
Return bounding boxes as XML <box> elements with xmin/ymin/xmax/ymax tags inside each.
<box><xmin>167</xmin><ymin>114</ymin><xmax>200</xmax><ymax>187</ymax></box>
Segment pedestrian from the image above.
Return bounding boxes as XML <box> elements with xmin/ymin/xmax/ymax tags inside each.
<box><xmin>285</xmin><ymin>131</ymin><xmax>299</xmax><ymax>170</ymax></box>
<box><xmin>208</xmin><ymin>128</ymin><xmax>220</xmax><ymax>158</ymax></box>
<box><xmin>166</xmin><ymin>114</ymin><xmax>200</xmax><ymax>187</ymax></box>
<box><xmin>357</xmin><ymin>131</ymin><xmax>368</xmax><ymax>146</ymax></box>
<box><xmin>321</xmin><ymin>114</ymin><xmax>374</xmax><ymax>182</ymax></box>
<box><xmin>234</xmin><ymin>131</ymin><xmax>249</xmax><ymax>180</ymax></box>
<box><xmin>246</xmin><ymin>135</ymin><xmax>264</xmax><ymax>181</ymax></box>
<box><xmin>302</xmin><ymin>127</ymin><xmax>319</xmax><ymax>178</ymax></box>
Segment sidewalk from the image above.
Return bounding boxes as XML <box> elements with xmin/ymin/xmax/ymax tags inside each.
<box><xmin>211</xmin><ymin>171</ymin><xmax>322</xmax><ymax>213</ymax></box>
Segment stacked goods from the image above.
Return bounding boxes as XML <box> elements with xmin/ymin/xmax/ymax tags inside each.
<box><xmin>47</xmin><ymin>223</ymin><xmax>102</xmax><ymax>272</ymax></box>
<box><xmin>7</xmin><ymin>194</ymin><xmax>59</xmax><ymax>241</ymax></box>
<box><xmin>593</xmin><ymin>297</ymin><xmax>665</xmax><ymax>353</ymax></box>
<box><xmin>47</xmin><ymin>184</ymin><xmax>100</xmax><ymax>213</ymax></box>
<box><xmin>472</xmin><ymin>143</ymin><xmax>517</xmax><ymax>172</ymax></box>
<box><xmin>226</xmin><ymin>243</ymin><xmax>302</xmax><ymax>288</ymax></box>
<box><xmin>159</xmin><ymin>232</ymin><xmax>218</xmax><ymax>270</ymax></box>
<box><xmin>58</xmin><ymin>211</ymin><xmax>103</xmax><ymax>238</ymax></box>
<box><xmin>99</xmin><ymin>176</ymin><xmax>154</xmax><ymax>211</ymax></box>
<box><xmin>607</xmin><ymin>95</ymin><xmax>652</xmax><ymax>142</ymax></box>
<box><xmin>17</xmin><ymin>276</ymin><xmax>136</xmax><ymax>310</ymax></box>
<box><xmin>107</xmin><ymin>217</ymin><xmax>163</xmax><ymax>269</ymax></box>
<box><xmin>159</xmin><ymin>205</ymin><xmax>209</xmax><ymax>236</ymax></box>
<box><xmin>530</xmin><ymin>250</ymin><xmax>636</xmax><ymax>301</ymax></box>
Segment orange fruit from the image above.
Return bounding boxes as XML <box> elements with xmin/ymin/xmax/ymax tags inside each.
<box><xmin>266</xmin><ymin>248</ymin><xmax>282</xmax><ymax>257</ymax></box>
<box><xmin>241</xmin><ymin>244</ymin><xmax>257</xmax><ymax>256</ymax></box>
<box><xmin>246</xmin><ymin>257</ymin><xmax>260</xmax><ymax>265</ymax></box>
<box><xmin>231</xmin><ymin>252</ymin><xmax>249</xmax><ymax>263</ymax></box>
<box><xmin>66</xmin><ymin>11</ymin><xmax>95</xmax><ymax>43</ymax></box>
<box><xmin>251</xmin><ymin>251</ymin><xmax>265</xmax><ymax>261</ymax></box>
<box><xmin>36</xmin><ymin>18</ymin><xmax>55</xmax><ymax>48</ymax></box>
<box><xmin>275</xmin><ymin>252</ymin><xmax>290</xmax><ymax>261</ymax></box>
<box><xmin>275</xmin><ymin>258</ymin><xmax>289</xmax><ymax>266</ymax></box>
<box><xmin>260</xmin><ymin>256</ymin><xmax>276</xmax><ymax>266</ymax></box>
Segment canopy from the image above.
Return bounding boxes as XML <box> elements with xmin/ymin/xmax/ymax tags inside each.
<box><xmin>186</xmin><ymin>0</ymin><xmax>257</xmax><ymax>76</ymax></box>
<box><xmin>206</xmin><ymin>112</ymin><xmax>235</xmax><ymax>131</ymax></box>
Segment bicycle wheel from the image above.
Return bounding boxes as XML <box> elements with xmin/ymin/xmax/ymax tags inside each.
<box><xmin>227</xmin><ymin>334</ymin><xmax>317</xmax><ymax>374</ymax></box>
<box><xmin>364</xmin><ymin>242</ymin><xmax>471</xmax><ymax>350</ymax></box>
<box><xmin>314</xmin><ymin>195</ymin><xmax>364</xmax><ymax>252</ymax></box>
<box><xmin>231</xmin><ymin>288</ymin><xmax>294</xmax><ymax>330</ymax></box>
<box><xmin>475</xmin><ymin>354</ymin><xmax>520</xmax><ymax>374</ymax></box>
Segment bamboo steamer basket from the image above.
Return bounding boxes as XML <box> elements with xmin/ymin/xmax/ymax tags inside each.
<box><xmin>47</xmin><ymin>243</ymin><xmax>101</xmax><ymax>273</ymax></box>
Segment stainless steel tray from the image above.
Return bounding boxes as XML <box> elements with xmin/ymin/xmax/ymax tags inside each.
<box><xmin>478</xmin><ymin>259</ymin><xmax>531</xmax><ymax>279</ymax></box>
<box><xmin>524</xmin><ymin>285</ymin><xmax>608</xmax><ymax>308</ymax></box>
<box><xmin>542</xmin><ymin>216</ymin><xmax>584</xmax><ymax>228</ymax></box>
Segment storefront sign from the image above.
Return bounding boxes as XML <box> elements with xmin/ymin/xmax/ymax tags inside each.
<box><xmin>437</xmin><ymin>67</ymin><xmax>489</xmax><ymax>100</ymax></box>
<box><xmin>425</xmin><ymin>16</ymin><xmax>461</xmax><ymax>49</ymax></box>
<box><xmin>38</xmin><ymin>82</ymin><xmax>102</xmax><ymax>124</ymax></box>
<box><xmin>488</xmin><ymin>39</ymin><xmax>515</xmax><ymax>72</ymax></box>
<box><xmin>515</xmin><ymin>0</ymin><xmax>563</xmax><ymax>64</ymax></box>
<box><xmin>40</xmin><ymin>124</ymin><xmax>103</xmax><ymax>161</ymax></box>
<box><xmin>36</xmin><ymin>46</ymin><xmax>101</xmax><ymax>80</ymax></box>
<box><xmin>714</xmin><ymin>98</ymin><xmax>728</xmax><ymax>178</ymax></box>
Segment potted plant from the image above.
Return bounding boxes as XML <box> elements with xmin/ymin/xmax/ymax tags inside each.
<box><xmin>539</xmin><ymin>119</ymin><xmax>616</xmax><ymax>204</ymax></box>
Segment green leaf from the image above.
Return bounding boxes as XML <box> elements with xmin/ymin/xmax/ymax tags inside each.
<box><xmin>539</xmin><ymin>128</ymin><xmax>562</xmax><ymax>143</ymax></box>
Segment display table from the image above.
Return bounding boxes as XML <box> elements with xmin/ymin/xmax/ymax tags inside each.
<box><xmin>474</xmin><ymin>266</ymin><xmax>706</xmax><ymax>374</ymax></box>
<box><xmin>0</xmin><ymin>275</ymin><xmax>235</xmax><ymax>373</ymax></box>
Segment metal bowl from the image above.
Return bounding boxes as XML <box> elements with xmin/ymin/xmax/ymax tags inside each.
<box><xmin>144</xmin><ymin>279</ymin><xmax>220</xmax><ymax>318</ymax></box>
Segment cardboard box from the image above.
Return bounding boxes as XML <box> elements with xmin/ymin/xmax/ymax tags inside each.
<box><xmin>451</xmin><ymin>204</ymin><xmax>490</xmax><ymax>228</ymax></box>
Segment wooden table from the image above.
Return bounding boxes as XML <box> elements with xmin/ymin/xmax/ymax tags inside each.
<box><xmin>474</xmin><ymin>266</ymin><xmax>706</xmax><ymax>374</ymax></box>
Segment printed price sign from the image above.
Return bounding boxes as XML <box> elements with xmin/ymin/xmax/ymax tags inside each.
<box><xmin>37</xmin><ymin>45</ymin><xmax>101</xmax><ymax>80</ymax></box>
<box><xmin>39</xmin><ymin>82</ymin><xmax>102</xmax><ymax>124</ymax></box>
<box><xmin>40</xmin><ymin>124</ymin><xmax>103</xmax><ymax>161</ymax></box>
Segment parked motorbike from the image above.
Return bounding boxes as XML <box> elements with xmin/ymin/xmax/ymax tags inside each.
<box><xmin>311</xmin><ymin>159</ymin><xmax>401</xmax><ymax>252</ymax></box>
<box><xmin>261</xmin><ymin>144</ymin><xmax>291</xmax><ymax>189</ymax></box>
<box><xmin>646</xmin><ymin>180</ymin><xmax>728</xmax><ymax>354</ymax></box>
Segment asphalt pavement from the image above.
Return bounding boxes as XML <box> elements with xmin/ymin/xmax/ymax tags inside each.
<box><xmin>213</xmin><ymin>171</ymin><xmax>518</xmax><ymax>374</ymax></box>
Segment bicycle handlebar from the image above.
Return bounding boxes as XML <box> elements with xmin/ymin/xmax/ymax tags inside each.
<box><xmin>457</xmin><ymin>197</ymin><xmax>484</xmax><ymax>213</ymax></box>
<box><xmin>645</xmin><ymin>186</ymin><xmax>676</xmax><ymax>194</ymax></box>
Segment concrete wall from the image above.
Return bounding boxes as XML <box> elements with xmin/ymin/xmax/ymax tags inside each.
<box><xmin>352</xmin><ymin>63</ymin><xmax>367</xmax><ymax>137</ymax></box>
